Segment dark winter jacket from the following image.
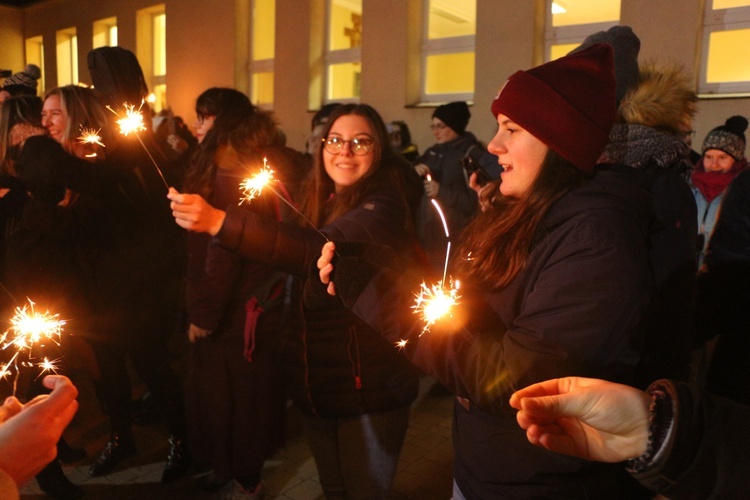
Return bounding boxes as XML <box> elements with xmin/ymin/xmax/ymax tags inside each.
<box><xmin>599</xmin><ymin>124</ymin><xmax>698</xmax><ymax>386</ymax></box>
<box><xmin>17</xmin><ymin>134</ymin><xmax>184</xmax><ymax>347</ymax></box>
<box><xmin>632</xmin><ymin>379</ymin><xmax>750</xmax><ymax>499</ymax></box>
<box><xmin>332</xmin><ymin>170</ymin><xmax>655</xmax><ymax>497</ymax></box>
<box><xmin>415</xmin><ymin>133</ymin><xmax>480</xmax><ymax>270</ymax></box>
<box><xmin>696</xmin><ymin>169</ymin><xmax>750</xmax><ymax>405</ymax></box>
<box><xmin>216</xmin><ymin>170</ymin><xmax>419</xmax><ymax>418</ymax></box>
<box><xmin>186</xmin><ymin>147</ymin><xmax>285</xmax><ymax>339</ymax></box>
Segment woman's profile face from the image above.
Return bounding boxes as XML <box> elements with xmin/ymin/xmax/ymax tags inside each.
<box><xmin>194</xmin><ymin>114</ymin><xmax>215</xmax><ymax>144</ymax></box>
<box><xmin>488</xmin><ymin>113</ymin><xmax>548</xmax><ymax>198</ymax></box>
<box><xmin>323</xmin><ymin>113</ymin><xmax>376</xmax><ymax>192</ymax></box>
<box><xmin>42</xmin><ymin>94</ymin><xmax>67</xmax><ymax>144</ymax></box>
<box><xmin>703</xmin><ymin>149</ymin><xmax>736</xmax><ymax>173</ymax></box>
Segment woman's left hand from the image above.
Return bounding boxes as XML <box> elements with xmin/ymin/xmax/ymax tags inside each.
<box><xmin>167</xmin><ymin>187</ymin><xmax>226</xmax><ymax>235</ymax></box>
<box><xmin>317</xmin><ymin>241</ymin><xmax>337</xmax><ymax>296</ymax></box>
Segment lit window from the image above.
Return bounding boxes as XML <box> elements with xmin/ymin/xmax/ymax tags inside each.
<box><xmin>93</xmin><ymin>17</ymin><xmax>118</xmax><ymax>49</ymax></box>
<box><xmin>56</xmin><ymin>27</ymin><xmax>78</xmax><ymax>86</ymax></box>
<box><xmin>324</xmin><ymin>0</ymin><xmax>362</xmax><ymax>102</ymax></box>
<box><xmin>251</xmin><ymin>0</ymin><xmax>275</xmax><ymax>106</ymax></box>
<box><xmin>700</xmin><ymin>1</ymin><xmax>750</xmax><ymax>94</ymax></box>
<box><xmin>545</xmin><ymin>0</ymin><xmax>620</xmax><ymax>61</ymax></box>
<box><xmin>25</xmin><ymin>36</ymin><xmax>45</xmax><ymax>95</ymax></box>
<box><xmin>136</xmin><ymin>4</ymin><xmax>166</xmax><ymax>111</ymax></box>
<box><xmin>421</xmin><ymin>0</ymin><xmax>476</xmax><ymax>102</ymax></box>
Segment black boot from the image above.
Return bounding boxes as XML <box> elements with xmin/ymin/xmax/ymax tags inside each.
<box><xmin>36</xmin><ymin>460</ymin><xmax>83</xmax><ymax>499</ymax></box>
<box><xmin>161</xmin><ymin>435</ymin><xmax>190</xmax><ymax>483</ymax></box>
<box><xmin>88</xmin><ymin>433</ymin><xmax>136</xmax><ymax>477</ymax></box>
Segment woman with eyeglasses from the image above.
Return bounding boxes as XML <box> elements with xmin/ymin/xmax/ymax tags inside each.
<box><xmin>413</xmin><ymin>101</ymin><xmax>482</xmax><ymax>272</ymax></box>
<box><xmin>169</xmin><ymin>103</ymin><xmax>422</xmax><ymax>499</ymax></box>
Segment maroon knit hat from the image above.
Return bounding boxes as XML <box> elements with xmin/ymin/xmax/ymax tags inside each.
<box><xmin>491</xmin><ymin>43</ymin><xmax>616</xmax><ymax>173</ymax></box>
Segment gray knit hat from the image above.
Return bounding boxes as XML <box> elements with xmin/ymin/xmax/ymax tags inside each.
<box><xmin>569</xmin><ymin>26</ymin><xmax>640</xmax><ymax>106</ymax></box>
<box><xmin>702</xmin><ymin>115</ymin><xmax>748</xmax><ymax>161</ymax></box>
<box><xmin>1</xmin><ymin>64</ymin><xmax>41</xmax><ymax>96</ymax></box>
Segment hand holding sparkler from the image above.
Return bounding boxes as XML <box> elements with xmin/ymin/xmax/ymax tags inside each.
<box><xmin>0</xmin><ymin>375</ymin><xmax>78</xmax><ymax>487</ymax></box>
<box><xmin>168</xmin><ymin>187</ymin><xmax>227</xmax><ymax>236</ymax></box>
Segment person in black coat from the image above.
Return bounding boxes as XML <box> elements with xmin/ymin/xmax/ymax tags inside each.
<box><xmin>316</xmin><ymin>45</ymin><xmax>660</xmax><ymax>498</ymax></box>
<box><xmin>169</xmin><ymin>104</ymin><xmax>421</xmax><ymax>499</ymax></box>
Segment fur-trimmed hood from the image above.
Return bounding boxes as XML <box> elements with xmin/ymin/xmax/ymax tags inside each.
<box><xmin>617</xmin><ymin>62</ymin><xmax>697</xmax><ymax>136</ymax></box>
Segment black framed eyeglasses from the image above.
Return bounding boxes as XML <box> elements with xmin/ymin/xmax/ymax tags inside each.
<box><xmin>322</xmin><ymin>136</ymin><xmax>374</xmax><ymax>155</ymax></box>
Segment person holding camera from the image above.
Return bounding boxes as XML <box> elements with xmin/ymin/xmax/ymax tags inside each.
<box><xmin>413</xmin><ymin>101</ymin><xmax>483</xmax><ymax>272</ymax></box>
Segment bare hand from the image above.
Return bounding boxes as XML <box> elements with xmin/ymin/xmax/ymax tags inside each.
<box><xmin>423</xmin><ymin>178</ymin><xmax>439</xmax><ymax>198</ymax></box>
<box><xmin>0</xmin><ymin>375</ymin><xmax>78</xmax><ymax>487</ymax></box>
<box><xmin>414</xmin><ymin>163</ymin><xmax>430</xmax><ymax>178</ymax></box>
<box><xmin>317</xmin><ymin>241</ymin><xmax>337</xmax><ymax>296</ymax></box>
<box><xmin>509</xmin><ymin>377</ymin><xmax>651</xmax><ymax>463</ymax></box>
<box><xmin>168</xmin><ymin>187</ymin><xmax>226</xmax><ymax>235</ymax></box>
<box><xmin>188</xmin><ymin>323</ymin><xmax>212</xmax><ymax>343</ymax></box>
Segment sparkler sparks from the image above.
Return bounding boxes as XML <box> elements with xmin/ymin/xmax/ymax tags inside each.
<box><xmin>77</xmin><ymin>127</ymin><xmax>105</xmax><ymax>148</ymax></box>
<box><xmin>395</xmin><ymin>339</ymin><xmax>409</xmax><ymax>350</ymax></box>
<box><xmin>37</xmin><ymin>356</ymin><xmax>61</xmax><ymax>377</ymax></box>
<box><xmin>108</xmin><ymin>102</ymin><xmax>147</xmax><ymax>136</ymax></box>
<box><xmin>0</xmin><ymin>299</ymin><xmax>65</xmax><ymax>394</ymax></box>
<box><xmin>413</xmin><ymin>279</ymin><xmax>461</xmax><ymax>334</ymax></box>
<box><xmin>240</xmin><ymin>158</ymin><xmax>275</xmax><ymax>204</ymax></box>
<box><xmin>106</xmin><ymin>101</ymin><xmax>169</xmax><ymax>190</ymax></box>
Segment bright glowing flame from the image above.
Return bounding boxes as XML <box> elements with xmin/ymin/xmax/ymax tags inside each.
<box><xmin>395</xmin><ymin>339</ymin><xmax>409</xmax><ymax>350</ymax></box>
<box><xmin>413</xmin><ymin>279</ymin><xmax>460</xmax><ymax>334</ymax></box>
<box><xmin>3</xmin><ymin>300</ymin><xmax>65</xmax><ymax>354</ymax></box>
<box><xmin>108</xmin><ymin>102</ymin><xmax>147</xmax><ymax>136</ymax></box>
<box><xmin>239</xmin><ymin>158</ymin><xmax>275</xmax><ymax>204</ymax></box>
<box><xmin>77</xmin><ymin>127</ymin><xmax>105</xmax><ymax>148</ymax></box>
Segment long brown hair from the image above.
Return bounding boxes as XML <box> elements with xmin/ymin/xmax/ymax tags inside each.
<box><xmin>183</xmin><ymin>88</ymin><xmax>277</xmax><ymax>198</ymax></box>
<box><xmin>44</xmin><ymin>85</ymin><xmax>112</xmax><ymax>155</ymax></box>
<box><xmin>455</xmin><ymin>150</ymin><xmax>590</xmax><ymax>289</ymax></box>
<box><xmin>301</xmin><ymin>103</ymin><xmax>411</xmax><ymax>227</ymax></box>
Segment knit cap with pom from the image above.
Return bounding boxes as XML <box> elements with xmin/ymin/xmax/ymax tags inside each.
<box><xmin>702</xmin><ymin>115</ymin><xmax>748</xmax><ymax>161</ymax></box>
<box><xmin>1</xmin><ymin>64</ymin><xmax>42</xmax><ymax>96</ymax></box>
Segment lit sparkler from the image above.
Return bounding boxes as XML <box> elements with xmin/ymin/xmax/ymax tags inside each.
<box><xmin>77</xmin><ymin>127</ymin><xmax>106</xmax><ymax>148</ymax></box>
<box><xmin>36</xmin><ymin>356</ymin><xmax>61</xmax><ymax>377</ymax></box>
<box><xmin>413</xmin><ymin>279</ymin><xmax>461</xmax><ymax>334</ymax></box>
<box><xmin>411</xmin><ymin>199</ymin><xmax>460</xmax><ymax>334</ymax></box>
<box><xmin>238</xmin><ymin>158</ymin><xmax>330</xmax><ymax>243</ymax></box>
<box><xmin>240</xmin><ymin>158</ymin><xmax>275</xmax><ymax>204</ymax></box>
<box><xmin>0</xmin><ymin>299</ymin><xmax>65</xmax><ymax>394</ymax></box>
<box><xmin>107</xmin><ymin>101</ymin><xmax>169</xmax><ymax>190</ymax></box>
<box><xmin>395</xmin><ymin>339</ymin><xmax>409</xmax><ymax>350</ymax></box>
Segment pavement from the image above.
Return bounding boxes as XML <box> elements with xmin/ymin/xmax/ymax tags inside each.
<box><xmin>16</xmin><ymin>341</ymin><xmax>455</xmax><ymax>500</ymax></box>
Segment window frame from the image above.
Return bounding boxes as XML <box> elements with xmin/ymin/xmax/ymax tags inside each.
<box><xmin>249</xmin><ymin>0</ymin><xmax>275</xmax><ymax>108</ymax></box>
<box><xmin>419</xmin><ymin>0</ymin><xmax>476</xmax><ymax>104</ymax></box>
<box><xmin>699</xmin><ymin>2</ymin><xmax>750</xmax><ymax>95</ymax></box>
<box><xmin>323</xmin><ymin>0</ymin><xmax>362</xmax><ymax>104</ymax></box>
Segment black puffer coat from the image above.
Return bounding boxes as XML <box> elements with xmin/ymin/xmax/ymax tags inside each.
<box><xmin>216</xmin><ymin>171</ymin><xmax>419</xmax><ymax>418</ymax></box>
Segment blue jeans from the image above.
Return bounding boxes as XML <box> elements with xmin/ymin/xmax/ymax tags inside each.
<box><xmin>303</xmin><ymin>406</ymin><xmax>411</xmax><ymax>499</ymax></box>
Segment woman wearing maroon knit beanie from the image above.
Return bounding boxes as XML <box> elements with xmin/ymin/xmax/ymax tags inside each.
<box><xmin>315</xmin><ymin>43</ymin><xmax>660</xmax><ymax>498</ymax></box>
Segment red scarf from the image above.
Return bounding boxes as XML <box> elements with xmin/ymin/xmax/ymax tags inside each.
<box><xmin>691</xmin><ymin>157</ymin><xmax>747</xmax><ymax>203</ymax></box>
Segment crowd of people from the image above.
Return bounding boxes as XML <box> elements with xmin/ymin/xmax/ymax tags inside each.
<box><xmin>0</xmin><ymin>23</ymin><xmax>748</xmax><ymax>500</ymax></box>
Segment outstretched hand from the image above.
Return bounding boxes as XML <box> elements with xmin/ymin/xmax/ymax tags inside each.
<box><xmin>317</xmin><ymin>241</ymin><xmax>337</xmax><ymax>296</ymax></box>
<box><xmin>167</xmin><ymin>187</ymin><xmax>227</xmax><ymax>235</ymax></box>
<box><xmin>509</xmin><ymin>377</ymin><xmax>651</xmax><ymax>463</ymax></box>
<box><xmin>0</xmin><ymin>375</ymin><xmax>79</xmax><ymax>486</ymax></box>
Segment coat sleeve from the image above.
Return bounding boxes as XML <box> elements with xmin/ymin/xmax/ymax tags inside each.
<box><xmin>216</xmin><ymin>190</ymin><xmax>412</xmax><ymax>276</ymax></box>
<box><xmin>632</xmin><ymin>380</ymin><xmax>750</xmax><ymax>498</ymax></box>
<box><xmin>347</xmin><ymin>210</ymin><xmax>650</xmax><ymax>411</ymax></box>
